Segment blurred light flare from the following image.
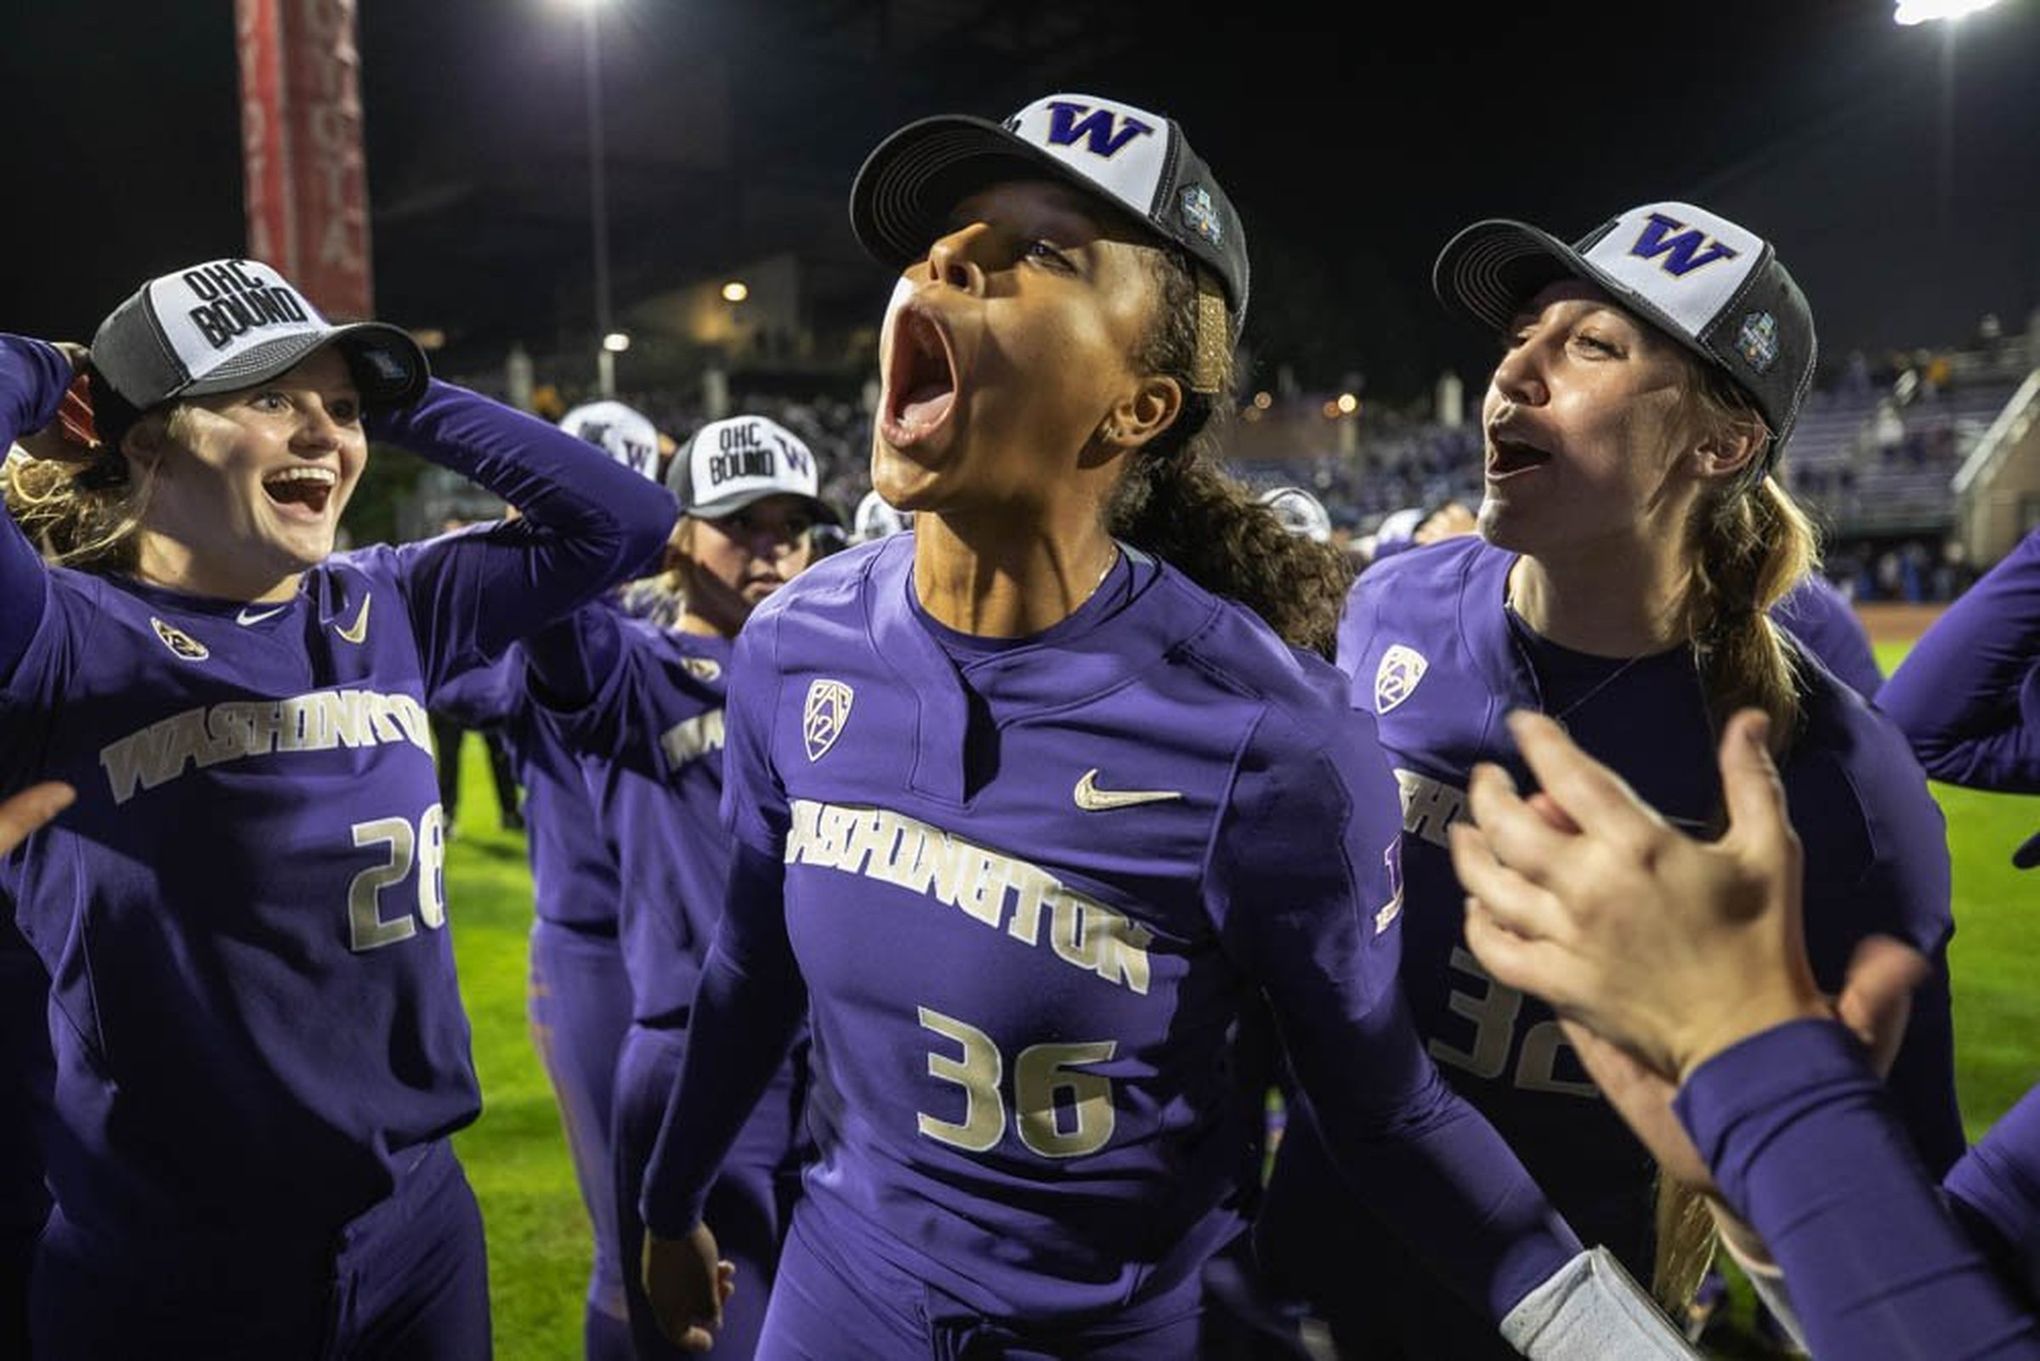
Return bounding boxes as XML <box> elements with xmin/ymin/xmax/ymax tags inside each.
<box><xmin>602</xmin><ymin>331</ymin><xmax>631</xmax><ymax>352</ymax></box>
<box><xmin>1894</xmin><ymin>0</ymin><xmax>2003</xmax><ymax>23</ymax></box>
<box><xmin>721</xmin><ymin>281</ymin><xmax>750</xmax><ymax>303</ymax></box>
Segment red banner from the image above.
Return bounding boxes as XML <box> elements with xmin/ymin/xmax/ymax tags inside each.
<box><xmin>235</xmin><ymin>0</ymin><xmax>375</xmax><ymax>318</ymax></box>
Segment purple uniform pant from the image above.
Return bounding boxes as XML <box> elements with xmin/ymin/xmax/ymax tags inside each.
<box><xmin>614</xmin><ymin>1023</ymin><xmax>804</xmax><ymax>1360</ymax></box>
<box><xmin>528</xmin><ymin>916</ymin><xmax>636</xmax><ymax>1355</ymax></box>
<box><xmin>31</xmin><ymin>1140</ymin><xmax>489</xmax><ymax>1360</ymax></box>
<box><xmin>757</xmin><ymin>1212</ymin><xmax>1204</xmax><ymax>1360</ymax></box>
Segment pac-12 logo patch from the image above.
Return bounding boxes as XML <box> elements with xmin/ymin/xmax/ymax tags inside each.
<box><xmin>1374</xmin><ymin>644</ymin><xmax>1428</xmax><ymax>713</ymax></box>
<box><xmin>803</xmin><ymin>678</ymin><xmax>854</xmax><ymax>762</ymax></box>
<box><xmin>150</xmin><ymin>616</ymin><xmax>210</xmax><ymax>661</ymax></box>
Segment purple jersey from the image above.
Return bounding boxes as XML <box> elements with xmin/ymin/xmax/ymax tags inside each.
<box><xmin>0</xmin><ymin>336</ymin><xmax>674</xmax><ymax>1244</ymax></box>
<box><xmin>1327</xmin><ymin>535</ymin><xmax>1961</xmax><ymax>1264</ymax></box>
<box><xmin>524</xmin><ymin>609</ymin><xmax>733</xmax><ymax>1023</ymax></box>
<box><xmin>1949</xmin><ymin>1083</ymin><xmax>2040</xmax><ymax>1306</ymax></box>
<box><xmin>643</xmin><ymin>536</ymin><xmax>1584</xmax><ymax>1332</ymax></box>
<box><xmin>1679</xmin><ymin>1021</ymin><xmax>2040</xmax><ymax>1359</ymax></box>
<box><xmin>1772</xmin><ymin>571</ymin><xmax>1882</xmax><ymax>702</ymax></box>
<box><xmin>1881</xmin><ymin>529</ymin><xmax>2040</xmax><ymax>792</ymax></box>
<box><xmin>431</xmin><ymin>636</ymin><xmax>625</xmax><ymax>930</ymax></box>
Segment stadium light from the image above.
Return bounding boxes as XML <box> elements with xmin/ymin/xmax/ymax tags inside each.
<box><xmin>602</xmin><ymin>331</ymin><xmax>631</xmax><ymax>353</ymax></box>
<box><xmin>1894</xmin><ymin>0</ymin><xmax>2002</xmax><ymax>23</ymax></box>
<box><xmin>1336</xmin><ymin>392</ymin><xmax>1360</xmax><ymax>415</ymax></box>
<box><xmin>721</xmin><ymin>281</ymin><xmax>750</xmax><ymax>303</ymax></box>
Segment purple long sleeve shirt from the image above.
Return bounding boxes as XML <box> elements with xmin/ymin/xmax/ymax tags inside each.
<box><xmin>0</xmin><ymin>335</ymin><xmax>674</xmax><ymax>1251</ymax></box>
<box><xmin>1881</xmin><ymin>529</ymin><xmax>2040</xmax><ymax>792</ymax></box>
<box><xmin>1680</xmin><ymin>1020</ymin><xmax>2040</xmax><ymax>1360</ymax></box>
<box><xmin>640</xmin><ymin>537</ymin><xmax>1580</xmax><ymax>1330</ymax></box>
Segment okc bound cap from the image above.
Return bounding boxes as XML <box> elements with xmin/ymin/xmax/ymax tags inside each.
<box><xmin>559</xmin><ymin>400</ymin><xmax>663</xmax><ymax>483</ymax></box>
<box><xmin>851</xmin><ymin>93</ymin><xmax>1250</xmax><ymax>327</ymax></box>
<box><xmin>666</xmin><ymin>415</ymin><xmax>841</xmax><ymax>525</ymax></box>
<box><xmin>88</xmin><ymin>258</ymin><xmax>429</xmax><ymax>443</ymax></box>
<box><xmin>1434</xmin><ymin>201</ymin><xmax>1816</xmax><ymax>458</ymax></box>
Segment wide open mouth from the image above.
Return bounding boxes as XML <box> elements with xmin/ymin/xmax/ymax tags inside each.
<box><xmin>262</xmin><ymin>465</ymin><xmax>338</xmax><ymax>515</ymax></box>
<box><xmin>1485</xmin><ymin>432</ymin><xmax>1553</xmax><ymax>479</ymax></box>
<box><xmin>881</xmin><ymin>302</ymin><xmax>958</xmax><ymax>444</ymax></box>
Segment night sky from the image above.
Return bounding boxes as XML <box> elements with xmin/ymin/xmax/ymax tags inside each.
<box><xmin>6</xmin><ymin>0</ymin><xmax>2038</xmax><ymax>402</ymax></box>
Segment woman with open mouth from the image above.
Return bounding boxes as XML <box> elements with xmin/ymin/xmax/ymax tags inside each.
<box><xmin>634</xmin><ymin>96</ymin><xmax>1696</xmax><ymax>1358</ymax></box>
<box><xmin>0</xmin><ymin>257</ymin><xmax>674</xmax><ymax>1358</ymax></box>
<box><xmin>1261</xmin><ymin>201</ymin><xmax>1964</xmax><ymax>1358</ymax></box>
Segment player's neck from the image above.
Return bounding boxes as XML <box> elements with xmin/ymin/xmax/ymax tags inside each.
<box><xmin>1508</xmin><ymin>537</ymin><xmax>1689</xmax><ymax>658</ymax></box>
<box><xmin>912</xmin><ymin>510</ymin><xmax>1119</xmax><ymax>639</ymax></box>
<box><xmin>132</xmin><ymin>533</ymin><xmax>302</xmax><ymax>604</ymax></box>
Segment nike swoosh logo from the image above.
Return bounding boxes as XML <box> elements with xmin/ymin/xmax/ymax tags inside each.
<box><xmin>334</xmin><ymin>595</ymin><xmax>371</xmax><ymax>645</ymax></box>
<box><xmin>236</xmin><ymin>605</ymin><xmax>286</xmax><ymax>626</ymax></box>
<box><xmin>1073</xmin><ymin>768</ymin><xmax>1182</xmax><ymax>812</ymax></box>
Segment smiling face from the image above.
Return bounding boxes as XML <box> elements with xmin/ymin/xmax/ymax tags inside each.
<box><xmin>673</xmin><ymin>493</ymin><xmax>818</xmax><ymax>637</ymax></box>
<box><xmin>872</xmin><ymin>178</ymin><xmax>1176</xmax><ymax>522</ymax></box>
<box><xmin>125</xmin><ymin>345</ymin><xmax>367</xmax><ymax>601</ymax></box>
<box><xmin>1475</xmin><ymin>279</ymin><xmax>1712</xmax><ymax>559</ymax></box>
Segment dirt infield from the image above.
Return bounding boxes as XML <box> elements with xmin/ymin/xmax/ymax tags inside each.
<box><xmin>1858</xmin><ymin>602</ymin><xmax>1946</xmax><ymax>646</ymax></box>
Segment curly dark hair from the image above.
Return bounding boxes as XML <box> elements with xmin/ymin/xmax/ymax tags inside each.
<box><xmin>1105</xmin><ymin>249</ymin><xmax>1353</xmax><ymax>657</ymax></box>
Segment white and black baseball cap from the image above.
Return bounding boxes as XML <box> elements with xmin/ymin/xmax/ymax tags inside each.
<box><xmin>851</xmin><ymin>93</ymin><xmax>1250</xmax><ymax>327</ymax></box>
<box><xmin>1434</xmin><ymin>201</ymin><xmax>1816</xmax><ymax>458</ymax></box>
<box><xmin>852</xmin><ymin>489</ymin><xmax>912</xmax><ymax>543</ymax></box>
<box><xmin>666</xmin><ymin>415</ymin><xmax>841</xmax><ymax>525</ymax></box>
<box><xmin>88</xmin><ymin>258</ymin><xmax>428</xmax><ymax>443</ymax></box>
<box><xmin>559</xmin><ymin>400</ymin><xmax>662</xmax><ymax>483</ymax></box>
<box><xmin>1258</xmin><ymin>485</ymin><xmax>1333</xmax><ymax>544</ymax></box>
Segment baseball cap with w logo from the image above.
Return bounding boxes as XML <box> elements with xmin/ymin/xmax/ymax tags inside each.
<box><xmin>87</xmin><ymin>258</ymin><xmax>429</xmax><ymax>443</ymax></box>
<box><xmin>1434</xmin><ymin>201</ymin><xmax>1816</xmax><ymax>456</ymax></box>
<box><xmin>667</xmin><ymin>415</ymin><xmax>841</xmax><ymax>525</ymax></box>
<box><xmin>851</xmin><ymin>93</ymin><xmax>1250</xmax><ymax>327</ymax></box>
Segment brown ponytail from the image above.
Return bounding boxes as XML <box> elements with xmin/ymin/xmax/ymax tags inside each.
<box><xmin>1106</xmin><ymin>249</ymin><xmax>1353</xmax><ymax>657</ymax></box>
<box><xmin>1673</xmin><ymin>364</ymin><xmax>1819</xmax><ymax>754</ymax></box>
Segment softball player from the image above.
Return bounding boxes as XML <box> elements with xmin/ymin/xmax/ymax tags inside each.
<box><xmin>0</xmin><ymin>257</ymin><xmax>674</xmax><ymax>1358</ymax></box>
<box><xmin>522</xmin><ymin>414</ymin><xmax>833</xmax><ymax>1359</ymax></box>
<box><xmin>426</xmin><ymin>399</ymin><xmax>671</xmax><ymax>1361</ymax></box>
<box><xmin>635</xmin><ymin>95</ymin><xmax>1697</xmax><ymax>1358</ymax></box>
<box><xmin>1260</xmin><ymin>201</ymin><xmax>1965</xmax><ymax>1357</ymax></box>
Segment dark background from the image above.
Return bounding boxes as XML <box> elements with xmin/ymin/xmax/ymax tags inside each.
<box><xmin>6</xmin><ymin>0</ymin><xmax>2037</xmax><ymax>402</ymax></box>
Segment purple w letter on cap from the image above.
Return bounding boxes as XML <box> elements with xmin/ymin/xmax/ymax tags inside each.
<box><xmin>1629</xmin><ymin>212</ymin><xmax>1739</xmax><ymax>277</ymax></box>
<box><xmin>1044</xmin><ymin>101</ymin><xmax>1155</xmax><ymax>158</ymax></box>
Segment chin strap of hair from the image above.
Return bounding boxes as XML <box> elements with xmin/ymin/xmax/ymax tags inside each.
<box><xmin>1189</xmin><ymin>266</ymin><xmax>1229</xmax><ymax>396</ymax></box>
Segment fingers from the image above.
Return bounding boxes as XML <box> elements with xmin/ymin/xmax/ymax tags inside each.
<box><xmin>1463</xmin><ymin>762</ymin><xmax>1573</xmax><ymax>885</ymax></box>
<box><xmin>0</xmin><ymin>783</ymin><xmax>73</xmax><ymax>855</ymax></box>
<box><xmin>1506</xmin><ymin>712</ymin><xmax>1664</xmax><ymax>854</ymax></box>
<box><xmin>1717</xmin><ymin>710</ymin><xmax>1793</xmax><ymax>863</ymax></box>
<box><xmin>1463</xmin><ymin>896</ymin><xmax>1568</xmax><ymax>1000</ymax></box>
<box><xmin>1448</xmin><ymin>822</ymin><xmax>1570</xmax><ymax>944</ymax></box>
<box><xmin>1835</xmin><ymin>935</ymin><xmax>1929</xmax><ymax>1078</ymax></box>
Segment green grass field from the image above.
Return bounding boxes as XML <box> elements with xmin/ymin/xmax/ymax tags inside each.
<box><xmin>439</xmin><ymin>637</ymin><xmax>2040</xmax><ymax>1358</ymax></box>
